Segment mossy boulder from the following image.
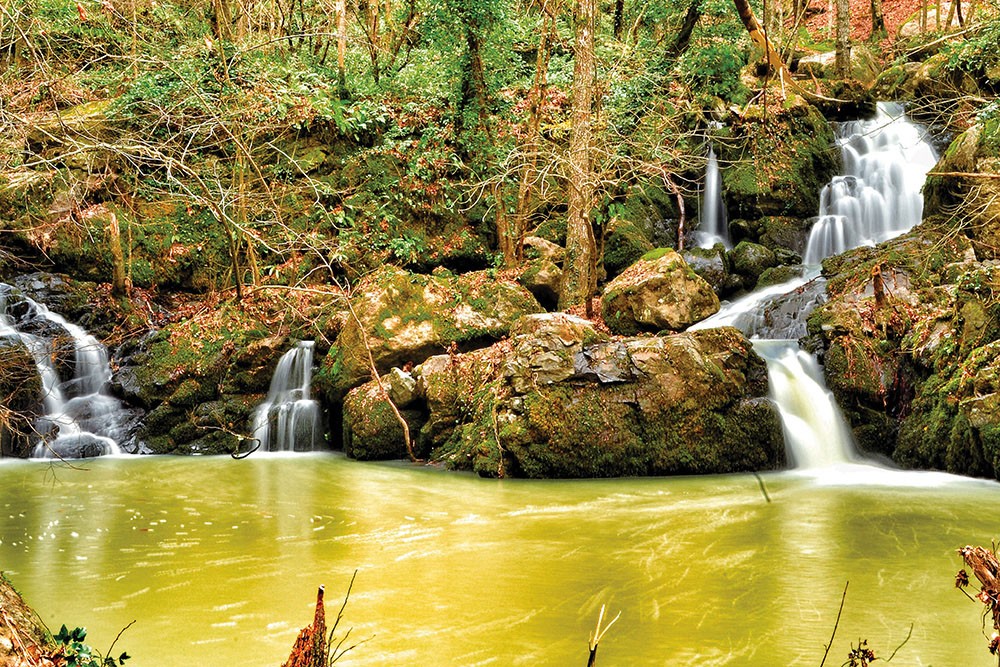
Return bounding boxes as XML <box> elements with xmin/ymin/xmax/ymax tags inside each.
<box><xmin>602</xmin><ymin>249</ymin><xmax>720</xmax><ymax>335</ymax></box>
<box><xmin>342</xmin><ymin>380</ymin><xmax>426</xmax><ymax>460</ymax></box>
<box><xmin>318</xmin><ymin>267</ymin><xmax>543</xmax><ymax>401</ymax></box>
<box><xmin>353</xmin><ymin>314</ymin><xmax>784</xmax><ymax>478</ymax></box>
<box><xmin>1</xmin><ymin>574</ymin><xmax>59</xmax><ymax>663</ymax></box>
<box><xmin>805</xmin><ymin>223</ymin><xmax>1000</xmax><ymax>475</ymax></box>
<box><xmin>729</xmin><ymin>241</ymin><xmax>778</xmax><ymax>288</ymax></box>
<box><xmin>924</xmin><ymin>123</ymin><xmax>1000</xmax><ymax>260</ymax></box>
<box><xmin>718</xmin><ymin>95</ymin><xmax>839</xmax><ymax>220</ymax></box>
<box><xmin>604</xmin><ymin>217</ymin><xmax>655</xmax><ymax>279</ymax></box>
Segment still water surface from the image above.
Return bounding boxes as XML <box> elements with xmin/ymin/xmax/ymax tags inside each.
<box><xmin>1</xmin><ymin>454</ymin><xmax>998</xmax><ymax>666</ymax></box>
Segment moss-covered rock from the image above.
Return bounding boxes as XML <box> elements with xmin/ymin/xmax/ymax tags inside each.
<box><xmin>602</xmin><ymin>249</ymin><xmax>720</xmax><ymax>335</ymax></box>
<box><xmin>604</xmin><ymin>217</ymin><xmax>655</xmax><ymax>279</ymax></box>
<box><xmin>342</xmin><ymin>381</ymin><xmax>426</xmax><ymax>460</ymax></box>
<box><xmin>924</xmin><ymin>123</ymin><xmax>1000</xmax><ymax>260</ymax></box>
<box><xmin>342</xmin><ymin>315</ymin><xmax>783</xmax><ymax>478</ymax></box>
<box><xmin>318</xmin><ymin>267</ymin><xmax>543</xmax><ymax>401</ymax></box>
<box><xmin>718</xmin><ymin>95</ymin><xmax>839</xmax><ymax>220</ymax></box>
<box><xmin>806</xmin><ymin>221</ymin><xmax>1000</xmax><ymax>476</ymax></box>
<box><xmin>729</xmin><ymin>241</ymin><xmax>777</xmax><ymax>288</ymax></box>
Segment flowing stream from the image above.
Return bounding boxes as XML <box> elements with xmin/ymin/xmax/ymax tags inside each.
<box><xmin>252</xmin><ymin>341</ymin><xmax>321</xmax><ymax>452</ymax></box>
<box><xmin>0</xmin><ymin>105</ymin><xmax>993</xmax><ymax>666</ymax></box>
<box><xmin>0</xmin><ymin>285</ymin><xmax>125</xmax><ymax>458</ymax></box>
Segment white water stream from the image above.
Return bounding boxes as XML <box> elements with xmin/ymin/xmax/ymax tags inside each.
<box><xmin>251</xmin><ymin>340</ymin><xmax>321</xmax><ymax>451</ymax></box>
<box><xmin>695</xmin><ymin>145</ymin><xmax>730</xmax><ymax>249</ymax></box>
<box><xmin>697</xmin><ymin>103</ymin><xmax>939</xmax><ymax>474</ymax></box>
<box><xmin>0</xmin><ymin>286</ymin><xmax>124</xmax><ymax>458</ymax></box>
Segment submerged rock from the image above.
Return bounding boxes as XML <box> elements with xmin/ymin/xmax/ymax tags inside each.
<box><xmin>342</xmin><ymin>314</ymin><xmax>784</xmax><ymax>478</ymax></box>
<box><xmin>601</xmin><ymin>249</ymin><xmax>720</xmax><ymax>335</ymax></box>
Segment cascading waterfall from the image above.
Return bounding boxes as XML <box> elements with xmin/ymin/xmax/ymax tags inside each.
<box><xmin>251</xmin><ymin>341</ymin><xmax>321</xmax><ymax>452</ymax></box>
<box><xmin>0</xmin><ymin>285</ymin><xmax>125</xmax><ymax>458</ymax></box>
<box><xmin>753</xmin><ymin>340</ymin><xmax>857</xmax><ymax>468</ymax></box>
<box><xmin>698</xmin><ymin>103</ymin><xmax>938</xmax><ymax>472</ymax></box>
<box><xmin>695</xmin><ymin>144</ymin><xmax>731</xmax><ymax>249</ymax></box>
<box><xmin>803</xmin><ymin>102</ymin><xmax>938</xmax><ymax>264</ymax></box>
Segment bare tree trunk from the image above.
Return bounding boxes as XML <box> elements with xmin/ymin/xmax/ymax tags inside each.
<box><xmin>612</xmin><ymin>0</ymin><xmax>624</xmax><ymax>39</ymax></box>
<box><xmin>211</xmin><ymin>0</ymin><xmax>234</xmax><ymax>40</ymax></box>
<box><xmin>558</xmin><ymin>0</ymin><xmax>597</xmax><ymax>313</ymax></box>
<box><xmin>107</xmin><ymin>212</ymin><xmax>129</xmax><ymax>297</ymax></box>
<box><xmin>336</xmin><ymin>0</ymin><xmax>347</xmax><ymax>95</ymax></box>
<box><xmin>732</xmin><ymin>0</ymin><xmax>792</xmax><ymax>84</ymax></box>
<box><xmin>870</xmin><ymin>0</ymin><xmax>886</xmax><ymax>38</ymax></box>
<box><xmin>835</xmin><ymin>0</ymin><xmax>850</xmax><ymax>77</ymax></box>
<box><xmin>670</xmin><ymin>0</ymin><xmax>701</xmax><ymax>56</ymax></box>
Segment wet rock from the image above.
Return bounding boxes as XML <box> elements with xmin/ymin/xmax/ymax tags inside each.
<box><xmin>682</xmin><ymin>245</ymin><xmax>730</xmax><ymax>294</ymax></box>
<box><xmin>601</xmin><ymin>249</ymin><xmax>720</xmax><ymax>335</ymax></box>
<box><xmin>730</xmin><ymin>241</ymin><xmax>777</xmax><ymax>288</ymax></box>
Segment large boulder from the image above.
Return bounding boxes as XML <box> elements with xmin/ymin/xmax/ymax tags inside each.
<box><xmin>601</xmin><ymin>249</ymin><xmax>720</xmax><ymax>335</ymax></box>
<box><xmin>320</xmin><ymin>267</ymin><xmax>543</xmax><ymax>400</ymax></box>
<box><xmin>343</xmin><ymin>314</ymin><xmax>785</xmax><ymax>478</ymax></box>
<box><xmin>924</xmin><ymin>123</ymin><xmax>1000</xmax><ymax>260</ymax></box>
<box><xmin>805</xmin><ymin>223</ymin><xmax>1000</xmax><ymax>475</ymax></box>
<box><xmin>717</xmin><ymin>96</ymin><xmax>839</xmax><ymax>221</ymax></box>
<box><xmin>730</xmin><ymin>241</ymin><xmax>778</xmax><ymax>289</ymax></box>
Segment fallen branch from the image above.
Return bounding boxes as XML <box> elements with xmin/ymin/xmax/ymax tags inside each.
<box><xmin>819</xmin><ymin>581</ymin><xmax>849</xmax><ymax>667</ymax></box>
<box><xmin>587</xmin><ymin>604</ymin><xmax>621</xmax><ymax>667</ymax></box>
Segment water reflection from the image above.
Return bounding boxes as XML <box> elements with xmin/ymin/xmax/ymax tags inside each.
<box><xmin>0</xmin><ymin>456</ymin><xmax>997</xmax><ymax>666</ymax></box>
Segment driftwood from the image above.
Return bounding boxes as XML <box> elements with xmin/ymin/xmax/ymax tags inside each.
<box><xmin>957</xmin><ymin>545</ymin><xmax>1000</xmax><ymax>654</ymax></box>
<box><xmin>282</xmin><ymin>586</ymin><xmax>327</xmax><ymax>667</ymax></box>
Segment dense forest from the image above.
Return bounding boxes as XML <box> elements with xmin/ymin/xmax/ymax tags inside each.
<box><xmin>1</xmin><ymin>0</ymin><xmax>999</xmax><ymax>476</ymax></box>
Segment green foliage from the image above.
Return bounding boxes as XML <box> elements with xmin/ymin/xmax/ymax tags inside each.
<box><xmin>677</xmin><ymin>40</ymin><xmax>750</xmax><ymax>103</ymax></box>
<box><xmin>54</xmin><ymin>624</ymin><xmax>131</xmax><ymax>667</ymax></box>
<box><xmin>942</xmin><ymin>17</ymin><xmax>1000</xmax><ymax>76</ymax></box>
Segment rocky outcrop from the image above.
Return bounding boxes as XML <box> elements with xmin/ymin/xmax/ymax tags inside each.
<box><xmin>342</xmin><ymin>313</ymin><xmax>785</xmax><ymax>477</ymax></box>
<box><xmin>1</xmin><ymin>573</ymin><xmax>59</xmax><ymax>665</ymax></box>
<box><xmin>0</xmin><ymin>338</ymin><xmax>42</xmax><ymax>457</ymax></box>
<box><xmin>319</xmin><ymin>267</ymin><xmax>543</xmax><ymax>401</ymax></box>
<box><xmin>806</xmin><ymin>223</ymin><xmax>1000</xmax><ymax>476</ymax></box>
<box><xmin>601</xmin><ymin>249</ymin><xmax>720</xmax><ymax>335</ymax></box>
<box><xmin>924</xmin><ymin>123</ymin><xmax>1000</xmax><ymax>260</ymax></box>
<box><xmin>717</xmin><ymin>95</ymin><xmax>839</xmax><ymax>221</ymax></box>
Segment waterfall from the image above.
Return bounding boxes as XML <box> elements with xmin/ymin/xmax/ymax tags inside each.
<box><xmin>753</xmin><ymin>341</ymin><xmax>857</xmax><ymax>468</ymax></box>
<box><xmin>694</xmin><ymin>104</ymin><xmax>938</xmax><ymax>473</ymax></box>
<box><xmin>0</xmin><ymin>285</ymin><xmax>125</xmax><ymax>458</ymax></box>
<box><xmin>803</xmin><ymin>102</ymin><xmax>938</xmax><ymax>264</ymax></box>
<box><xmin>251</xmin><ymin>341</ymin><xmax>321</xmax><ymax>452</ymax></box>
<box><xmin>695</xmin><ymin>146</ymin><xmax>731</xmax><ymax>249</ymax></box>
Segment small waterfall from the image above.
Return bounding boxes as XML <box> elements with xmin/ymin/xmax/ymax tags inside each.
<box><xmin>695</xmin><ymin>145</ymin><xmax>730</xmax><ymax>249</ymax></box>
<box><xmin>803</xmin><ymin>102</ymin><xmax>937</xmax><ymax>264</ymax></box>
<box><xmin>754</xmin><ymin>340</ymin><xmax>857</xmax><ymax>468</ymax></box>
<box><xmin>252</xmin><ymin>341</ymin><xmax>321</xmax><ymax>452</ymax></box>
<box><xmin>0</xmin><ymin>285</ymin><xmax>125</xmax><ymax>458</ymax></box>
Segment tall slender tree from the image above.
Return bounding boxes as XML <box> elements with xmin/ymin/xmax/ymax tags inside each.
<box><xmin>558</xmin><ymin>0</ymin><xmax>597</xmax><ymax>313</ymax></box>
<box><xmin>835</xmin><ymin>0</ymin><xmax>850</xmax><ymax>77</ymax></box>
<box><xmin>731</xmin><ymin>0</ymin><xmax>792</xmax><ymax>84</ymax></box>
